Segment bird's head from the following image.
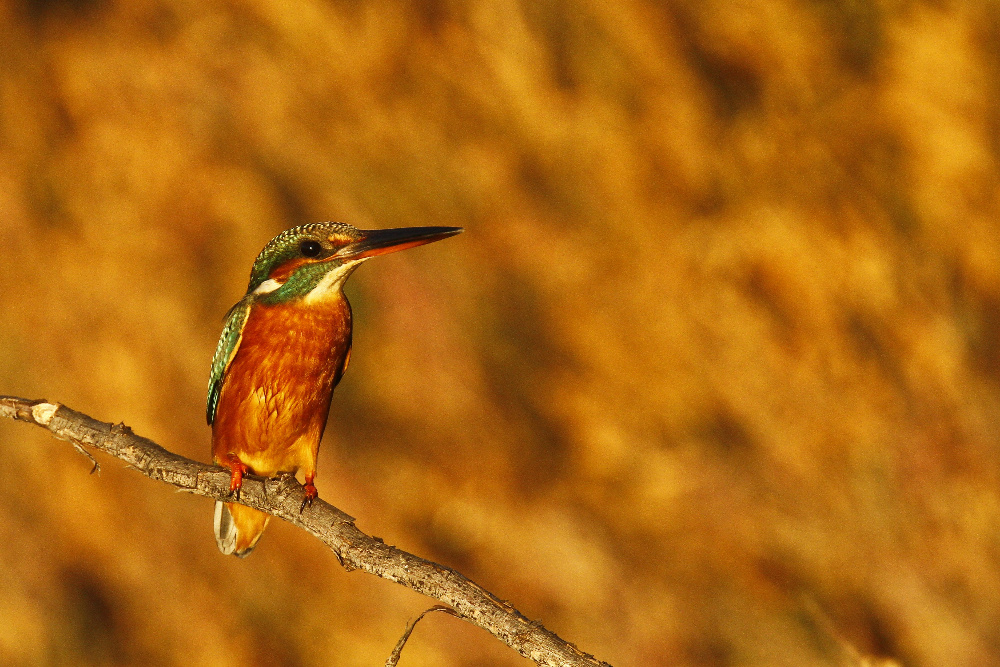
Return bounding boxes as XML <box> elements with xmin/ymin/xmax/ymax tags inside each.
<box><xmin>246</xmin><ymin>222</ymin><xmax>462</xmax><ymax>304</ymax></box>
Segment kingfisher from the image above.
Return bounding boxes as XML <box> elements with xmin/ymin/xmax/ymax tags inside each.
<box><xmin>208</xmin><ymin>221</ymin><xmax>462</xmax><ymax>557</ymax></box>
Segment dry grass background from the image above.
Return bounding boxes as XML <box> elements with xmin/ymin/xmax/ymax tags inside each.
<box><xmin>0</xmin><ymin>0</ymin><xmax>999</xmax><ymax>665</ymax></box>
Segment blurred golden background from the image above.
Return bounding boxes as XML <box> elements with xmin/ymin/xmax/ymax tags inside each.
<box><xmin>1</xmin><ymin>0</ymin><xmax>999</xmax><ymax>665</ymax></box>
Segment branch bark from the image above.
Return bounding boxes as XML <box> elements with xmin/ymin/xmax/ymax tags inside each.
<box><xmin>0</xmin><ymin>396</ymin><xmax>610</xmax><ymax>667</ymax></box>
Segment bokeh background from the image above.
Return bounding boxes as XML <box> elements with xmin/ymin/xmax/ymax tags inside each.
<box><xmin>1</xmin><ymin>0</ymin><xmax>999</xmax><ymax>665</ymax></box>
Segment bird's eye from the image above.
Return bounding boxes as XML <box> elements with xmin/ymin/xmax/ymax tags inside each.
<box><xmin>300</xmin><ymin>240</ymin><xmax>322</xmax><ymax>257</ymax></box>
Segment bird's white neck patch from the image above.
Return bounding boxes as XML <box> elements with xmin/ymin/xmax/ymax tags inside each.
<box><xmin>253</xmin><ymin>278</ymin><xmax>284</xmax><ymax>295</ymax></box>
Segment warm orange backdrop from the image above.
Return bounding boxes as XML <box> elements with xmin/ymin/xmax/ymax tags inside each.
<box><xmin>1</xmin><ymin>1</ymin><xmax>999</xmax><ymax>666</ymax></box>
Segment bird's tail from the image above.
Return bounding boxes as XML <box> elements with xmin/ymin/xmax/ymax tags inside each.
<box><xmin>214</xmin><ymin>501</ymin><xmax>271</xmax><ymax>557</ymax></box>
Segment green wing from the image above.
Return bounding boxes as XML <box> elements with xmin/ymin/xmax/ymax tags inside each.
<box><xmin>207</xmin><ymin>297</ymin><xmax>252</xmax><ymax>425</ymax></box>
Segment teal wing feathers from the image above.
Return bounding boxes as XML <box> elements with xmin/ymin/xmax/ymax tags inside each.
<box><xmin>207</xmin><ymin>297</ymin><xmax>252</xmax><ymax>425</ymax></box>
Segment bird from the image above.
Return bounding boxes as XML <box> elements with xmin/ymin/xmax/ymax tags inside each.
<box><xmin>208</xmin><ymin>221</ymin><xmax>462</xmax><ymax>557</ymax></box>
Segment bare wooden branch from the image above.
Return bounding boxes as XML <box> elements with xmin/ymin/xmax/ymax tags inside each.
<box><xmin>0</xmin><ymin>396</ymin><xmax>610</xmax><ymax>667</ymax></box>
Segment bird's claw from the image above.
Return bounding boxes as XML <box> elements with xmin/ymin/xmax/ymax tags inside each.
<box><xmin>224</xmin><ymin>453</ymin><xmax>252</xmax><ymax>501</ymax></box>
<box><xmin>300</xmin><ymin>480</ymin><xmax>318</xmax><ymax>513</ymax></box>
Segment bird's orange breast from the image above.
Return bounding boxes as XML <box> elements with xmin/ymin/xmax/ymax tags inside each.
<box><xmin>211</xmin><ymin>295</ymin><xmax>352</xmax><ymax>478</ymax></box>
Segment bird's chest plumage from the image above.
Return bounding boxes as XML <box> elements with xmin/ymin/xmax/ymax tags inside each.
<box><xmin>211</xmin><ymin>296</ymin><xmax>352</xmax><ymax>476</ymax></box>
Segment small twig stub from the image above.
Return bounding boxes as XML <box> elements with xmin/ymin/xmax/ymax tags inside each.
<box><xmin>385</xmin><ymin>605</ymin><xmax>462</xmax><ymax>667</ymax></box>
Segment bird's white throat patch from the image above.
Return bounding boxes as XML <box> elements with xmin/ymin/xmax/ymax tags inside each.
<box><xmin>302</xmin><ymin>259</ymin><xmax>366</xmax><ymax>305</ymax></box>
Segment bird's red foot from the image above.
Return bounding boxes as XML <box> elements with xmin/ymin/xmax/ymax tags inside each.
<box><xmin>223</xmin><ymin>453</ymin><xmax>253</xmax><ymax>501</ymax></box>
<box><xmin>300</xmin><ymin>474</ymin><xmax>318</xmax><ymax>513</ymax></box>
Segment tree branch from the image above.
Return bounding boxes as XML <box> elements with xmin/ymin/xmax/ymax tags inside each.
<box><xmin>0</xmin><ymin>396</ymin><xmax>610</xmax><ymax>667</ymax></box>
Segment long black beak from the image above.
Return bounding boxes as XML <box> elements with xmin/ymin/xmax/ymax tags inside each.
<box><xmin>337</xmin><ymin>226</ymin><xmax>463</xmax><ymax>261</ymax></box>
